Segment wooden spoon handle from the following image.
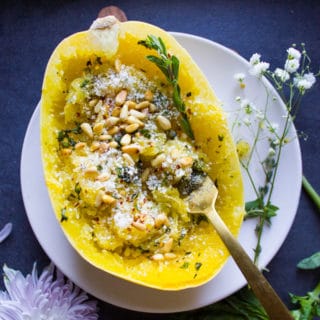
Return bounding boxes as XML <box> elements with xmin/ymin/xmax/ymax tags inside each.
<box><xmin>208</xmin><ymin>207</ymin><xmax>293</xmax><ymax>320</ymax></box>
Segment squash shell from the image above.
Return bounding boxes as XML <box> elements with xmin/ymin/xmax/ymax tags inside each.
<box><xmin>41</xmin><ymin>16</ymin><xmax>244</xmax><ymax>290</ymax></box>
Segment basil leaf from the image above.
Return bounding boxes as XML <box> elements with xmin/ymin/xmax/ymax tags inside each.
<box><xmin>297</xmin><ymin>252</ymin><xmax>320</xmax><ymax>270</ymax></box>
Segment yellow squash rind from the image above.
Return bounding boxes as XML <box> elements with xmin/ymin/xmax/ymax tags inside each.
<box><xmin>41</xmin><ymin>16</ymin><xmax>244</xmax><ymax>290</ymax></box>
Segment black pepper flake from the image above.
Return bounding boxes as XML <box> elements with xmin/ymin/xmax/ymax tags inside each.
<box><xmin>186</xmin><ymin>92</ymin><xmax>192</xmax><ymax>97</ymax></box>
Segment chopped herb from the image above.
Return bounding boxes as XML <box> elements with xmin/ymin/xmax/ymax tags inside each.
<box><xmin>96</xmin><ymin>56</ymin><xmax>103</xmax><ymax>65</ymax></box>
<box><xmin>186</xmin><ymin>92</ymin><xmax>192</xmax><ymax>97</ymax></box>
<box><xmin>180</xmin><ymin>262</ymin><xmax>189</xmax><ymax>269</ymax></box>
<box><xmin>80</xmin><ymin>79</ymin><xmax>90</xmax><ymax>88</ymax></box>
<box><xmin>140</xmin><ymin>128</ymin><xmax>151</xmax><ymax>138</ymax></box>
<box><xmin>57</xmin><ymin>125</ymin><xmax>82</xmax><ymax>148</ymax></box>
<box><xmin>195</xmin><ymin>262</ymin><xmax>202</xmax><ymax>271</ymax></box>
<box><xmin>218</xmin><ymin>134</ymin><xmax>224</xmax><ymax>141</ymax></box>
<box><xmin>97</xmin><ymin>164</ymin><xmax>103</xmax><ymax>172</ymax></box>
<box><xmin>60</xmin><ymin>208</ymin><xmax>68</xmax><ymax>222</ymax></box>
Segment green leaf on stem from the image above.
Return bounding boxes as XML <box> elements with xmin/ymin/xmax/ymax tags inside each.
<box><xmin>297</xmin><ymin>252</ymin><xmax>320</xmax><ymax>270</ymax></box>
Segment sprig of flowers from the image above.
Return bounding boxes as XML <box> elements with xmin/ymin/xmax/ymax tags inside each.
<box><xmin>232</xmin><ymin>44</ymin><xmax>320</xmax><ymax>263</ymax></box>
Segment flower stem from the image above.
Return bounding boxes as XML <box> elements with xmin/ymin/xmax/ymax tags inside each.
<box><xmin>302</xmin><ymin>175</ymin><xmax>320</xmax><ymax>211</ymax></box>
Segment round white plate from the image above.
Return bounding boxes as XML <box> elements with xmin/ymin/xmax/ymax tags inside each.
<box><xmin>20</xmin><ymin>32</ymin><xmax>301</xmax><ymax>313</ymax></box>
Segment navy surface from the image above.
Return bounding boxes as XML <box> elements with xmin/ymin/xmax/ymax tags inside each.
<box><xmin>1</xmin><ymin>1</ymin><xmax>319</xmax><ymax>319</ymax></box>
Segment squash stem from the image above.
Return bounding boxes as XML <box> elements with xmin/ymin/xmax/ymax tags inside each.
<box><xmin>302</xmin><ymin>175</ymin><xmax>320</xmax><ymax>211</ymax></box>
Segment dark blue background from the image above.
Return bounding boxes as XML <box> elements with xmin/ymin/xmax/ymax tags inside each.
<box><xmin>0</xmin><ymin>1</ymin><xmax>319</xmax><ymax>318</ymax></box>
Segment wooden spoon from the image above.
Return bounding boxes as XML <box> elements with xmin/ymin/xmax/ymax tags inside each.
<box><xmin>186</xmin><ymin>176</ymin><xmax>293</xmax><ymax>320</ymax></box>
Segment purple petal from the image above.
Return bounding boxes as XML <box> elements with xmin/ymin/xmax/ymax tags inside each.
<box><xmin>0</xmin><ymin>223</ymin><xmax>12</xmax><ymax>243</ymax></box>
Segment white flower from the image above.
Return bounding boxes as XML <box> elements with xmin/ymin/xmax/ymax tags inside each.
<box><xmin>274</xmin><ymin>68</ymin><xmax>290</xmax><ymax>82</ymax></box>
<box><xmin>249</xmin><ymin>53</ymin><xmax>261</xmax><ymax>65</ymax></box>
<box><xmin>284</xmin><ymin>58</ymin><xmax>300</xmax><ymax>73</ymax></box>
<box><xmin>234</xmin><ymin>73</ymin><xmax>246</xmax><ymax>82</ymax></box>
<box><xmin>294</xmin><ymin>72</ymin><xmax>316</xmax><ymax>91</ymax></box>
<box><xmin>240</xmin><ymin>99</ymin><xmax>253</xmax><ymax>114</ymax></box>
<box><xmin>268</xmin><ymin>147</ymin><xmax>276</xmax><ymax>156</ymax></box>
<box><xmin>0</xmin><ymin>264</ymin><xmax>98</xmax><ymax>320</ymax></box>
<box><xmin>249</xmin><ymin>62</ymin><xmax>270</xmax><ymax>77</ymax></box>
<box><xmin>287</xmin><ymin>47</ymin><xmax>301</xmax><ymax>61</ymax></box>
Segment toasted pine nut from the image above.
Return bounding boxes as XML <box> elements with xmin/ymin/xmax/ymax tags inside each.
<box><xmin>109</xmin><ymin>141</ymin><xmax>119</xmax><ymax>148</ymax></box>
<box><xmin>161</xmin><ymin>238</ymin><xmax>173</xmax><ymax>253</ymax></box>
<box><xmin>75</xmin><ymin>142</ymin><xmax>86</xmax><ymax>150</ymax></box>
<box><xmin>99</xmin><ymin>134</ymin><xmax>111</xmax><ymax>141</ymax></box>
<box><xmin>149</xmin><ymin>103</ymin><xmax>157</xmax><ymax>113</ymax></box>
<box><xmin>122</xmin><ymin>144</ymin><xmax>141</xmax><ymax>155</ymax></box>
<box><xmin>84</xmin><ymin>166</ymin><xmax>98</xmax><ymax>175</ymax></box>
<box><xmin>93</xmin><ymin>122</ymin><xmax>104</xmax><ymax>134</ymax></box>
<box><xmin>120</xmin><ymin>103</ymin><xmax>129</xmax><ymax>120</ymax></box>
<box><xmin>120</xmin><ymin>134</ymin><xmax>131</xmax><ymax>146</ymax></box>
<box><xmin>125</xmin><ymin>100</ymin><xmax>137</xmax><ymax>110</ymax></box>
<box><xmin>151</xmin><ymin>153</ymin><xmax>166</xmax><ymax>167</ymax></box>
<box><xmin>80</xmin><ymin>122</ymin><xmax>93</xmax><ymax>138</ymax></box>
<box><xmin>154</xmin><ymin>213</ymin><xmax>169</xmax><ymax>228</ymax></box>
<box><xmin>156</xmin><ymin>115</ymin><xmax>171</xmax><ymax>131</ymax></box>
<box><xmin>164</xmin><ymin>252</ymin><xmax>177</xmax><ymax>260</ymax></box>
<box><xmin>126</xmin><ymin>115</ymin><xmax>144</xmax><ymax>126</ymax></box>
<box><xmin>99</xmin><ymin>142</ymin><xmax>109</xmax><ymax>153</ymax></box>
<box><xmin>114</xmin><ymin>58</ymin><xmax>121</xmax><ymax>72</ymax></box>
<box><xmin>115</xmin><ymin>90</ymin><xmax>127</xmax><ymax>106</ymax></box>
<box><xmin>90</xmin><ymin>141</ymin><xmax>100</xmax><ymax>151</ymax></box>
<box><xmin>61</xmin><ymin>148</ymin><xmax>72</xmax><ymax>156</ymax></box>
<box><xmin>89</xmin><ymin>99</ymin><xmax>98</xmax><ymax>107</ymax></box>
<box><xmin>136</xmin><ymin>101</ymin><xmax>150</xmax><ymax>110</ymax></box>
<box><xmin>105</xmin><ymin>116</ymin><xmax>119</xmax><ymax>128</ymax></box>
<box><xmin>132</xmin><ymin>221</ymin><xmax>146</xmax><ymax>231</ymax></box>
<box><xmin>94</xmin><ymin>100</ymin><xmax>103</xmax><ymax>113</ymax></box>
<box><xmin>141</xmin><ymin>168</ymin><xmax>150</xmax><ymax>182</ymax></box>
<box><xmin>151</xmin><ymin>253</ymin><xmax>164</xmax><ymax>261</ymax></box>
<box><xmin>107</xmin><ymin>126</ymin><xmax>120</xmax><ymax>135</ymax></box>
<box><xmin>129</xmin><ymin>109</ymin><xmax>147</xmax><ymax>120</ymax></box>
<box><xmin>96</xmin><ymin>173</ymin><xmax>110</xmax><ymax>182</ymax></box>
<box><xmin>111</xmin><ymin>107</ymin><xmax>121</xmax><ymax>117</ymax></box>
<box><xmin>102</xmin><ymin>194</ymin><xmax>117</xmax><ymax>205</ymax></box>
<box><xmin>95</xmin><ymin>190</ymin><xmax>104</xmax><ymax>207</ymax></box>
<box><xmin>144</xmin><ymin>90</ymin><xmax>153</xmax><ymax>101</ymax></box>
<box><xmin>179</xmin><ymin>156</ymin><xmax>193</xmax><ymax>168</ymax></box>
<box><xmin>125</xmin><ymin>123</ymin><xmax>140</xmax><ymax>133</ymax></box>
<box><xmin>123</xmin><ymin>153</ymin><xmax>135</xmax><ymax>166</ymax></box>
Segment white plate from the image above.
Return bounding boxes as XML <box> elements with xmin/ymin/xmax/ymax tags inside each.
<box><xmin>20</xmin><ymin>32</ymin><xmax>301</xmax><ymax>313</ymax></box>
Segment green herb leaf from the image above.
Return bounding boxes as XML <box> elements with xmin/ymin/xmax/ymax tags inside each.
<box><xmin>138</xmin><ymin>35</ymin><xmax>194</xmax><ymax>139</ymax></box>
<box><xmin>290</xmin><ymin>282</ymin><xmax>320</xmax><ymax>320</ymax></box>
<box><xmin>60</xmin><ymin>208</ymin><xmax>68</xmax><ymax>223</ymax></box>
<box><xmin>297</xmin><ymin>252</ymin><xmax>320</xmax><ymax>270</ymax></box>
<box><xmin>180</xmin><ymin>262</ymin><xmax>189</xmax><ymax>269</ymax></box>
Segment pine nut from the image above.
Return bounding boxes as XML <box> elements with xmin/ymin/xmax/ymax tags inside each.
<box><xmin>141</xmin><ymin>168</ymin><xmax>150</xmax><ymax>182</ymax></box>
<box><xmin>164</xmin><ymin>253</ymin><xmax>177</xmax><ymax>260</ymax></box>
<box><xmin>81</xmin><ymin>122</ymin><xmax>93</xmax><ymax>138</ymax></box>
<box><xmin>107</xmin><ymin>126</ymin><xmax>120</xmax><ymax>135</ymax></box>
<box><xmin>93</xmin><ymin>122</ymin><xmax>104</xmax><ymax>134</ymax></box>
<box><xmin>120</xmin><ymin>134</ymin><xmax>131</xmax><ymax>146</ymax></box>
<box><xmin>115</xmin><ymin>90</ymin><xmax>127</xmax><ymax>106</ymax></box>
<box><xmin>156</xmin><ymin>115</ymin><xmax>171</xmax><ymax>131</ymax></box>
<box><xmin>126</xmin><ymin>115</ymin><xmax>144</xmax><ymax>126</ymax></box>
<box><xmin>132</xmin><ymin>221</ymin><xmax>146</xmax><ymax>231</ymax></box>
<box><xmin>105</xmin><ymin>116</ymin><xmax>119</xmax><ymax>128</ymax></box>
<box><xmin>96</xmin><ymin>173</ymin><xmax>110</xmax><ymax>182</ymax></box>
<box><xmin>149</xmin><ymin>103</ymin><xmax>157</xmax><ymax>113</ymax></box>
<box><xmin>109</xmin><ymin>141</ymin><xmax>119</xmax><ymax>148</ymax></box>
<box><xmin>95</xmin><ymin>190</ymin><xmax>104</xmax><ymax>207</ymax></box>
<box><xmin>120</xmin><ymin>103</ymin><xmax>129</xmax><ymax>120</ymax></box>
<box><xmin>144</xmin><ymin>90</ymin><xmax>153</xmax><ymax>101</ymax></box>
<box><xmin>129</xmin><ymin>109</ymin><xmax>147</xmax><ymax>120</ymax></box>
<box><xmin>114</xmin><ymin>58</ymin><xmax>121</xmax><ymax>72</ymax></box>
<box><xmin>85</xmin><ymin>166</ymin><xmax>98</xmax><ymax>175</ymax></box>
<box><xmin>61</xmin><ymin>148</ymin><xmax>72</xmax><ymax>156</ymax></box>
<box><xmin>179</xmin><ymin>156</ymin><xmax>193</xmax><ymax>168</ymax></box>
<box><xmin>151</xmin><ymin>153</ymin><xmax>166</xmax><ymax>167</ymax></box>
<box><xmin>99</xmin><ymin>134</ymin><xmax>111</xmax><ymax>141</ymax></box>
<box><xmin>75</xmin><ymin>142</ymin><xmax>86</xmax><ymax>150</ymax></box>
<box><xmin>90</xmin><ymin>141</ymin><xmax>100</xmax><ymax>151</ymax></box>
<box><xmin>151</xmin><ymin>253</ymin><xmax>164</xmax><ymax>261</ymax></box>
<box><xmin>161</xmin><ymin>238</ymin><xmax>173</xmax><ymax>253</ymax></box>
<box><xmin>89</xmin><ymin>99</ymin><xmax>98</xmax><ymax>107</ymax></box>
<box><xmin>125</xmin><ymin>123</ymin><xmax>140</xmax><ymax>133</ymax></box>
<box><xmin>122</xmin><ymin>144</ymin><xmax>141</xmax><ymax>155</ymax></box>
<box><xmin>111</xmin><ymin>107</ymin><xmax>121</xmax><ymax>117</ymax></box>
<box><xmin>99</xmin><ymin>142</ymin><xmax>109</xmax><ymax>153</ymax></box>
<box><xmin>94</xmin><ymin>100</ymin><xmax>103</xmax><ymax>113</ymax></box>
<box><xmin>102</xmin><ymin>194</ymin><xmax>117</xmax><ymax>205</ymax></box>
<box><xmin>154</xmin><ymin>213</ymin><xmax>169</xmax><ymax>228</ymax></box>
<box><xmin>125</xmin><ymin>100</ymin><xmax>137</xmax><ymax>110</ymax></box>
<box><xmin>123</xmin><ymin>153</ymin><xmax>135</xmax><ymax>166</ymax></box>
<box><xmin>136</xmin><ymin>101</ymin><xmax>150</xmax><ymax>110</ymax></box>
